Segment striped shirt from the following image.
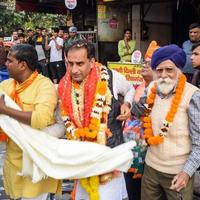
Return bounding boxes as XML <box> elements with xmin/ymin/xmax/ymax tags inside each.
<box><xmin>182</xmin><ymin>90</ymin><xmax>200</xmax><ymax>176</ymax></box>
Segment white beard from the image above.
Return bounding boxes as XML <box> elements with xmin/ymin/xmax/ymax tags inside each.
<box><xmin>157</xmin><ymin>77</ymin><xmax>177</xmax><ymax>96</ymax></box>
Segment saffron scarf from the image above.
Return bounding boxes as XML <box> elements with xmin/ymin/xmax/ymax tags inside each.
<box><xmin>9</xmin><ymin>71</ymin><xmax>38</xmax><ymax>108</ymax></box>
<box><xmin>0</xmin><ymin>71</ymin><xmax>38</xmax><ymax>141</ymax></box>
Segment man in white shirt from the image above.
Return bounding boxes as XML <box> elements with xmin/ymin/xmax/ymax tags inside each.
<box><xmin>45</xmin><ymin>28</ymin><xmax>65</xmax><ymax>83</ymax></box>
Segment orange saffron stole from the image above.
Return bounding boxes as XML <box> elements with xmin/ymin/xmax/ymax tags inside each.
<box><xmin>0</xmin><ymin>71</ymin><xmax>38</xmax><ymax>142</ymax></box>
<box><xmin>9</xmin><ymin>71</ymin><xmax>39</xmax><ymax>108</ymax></box>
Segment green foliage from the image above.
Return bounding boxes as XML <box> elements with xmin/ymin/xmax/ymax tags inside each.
<box><xmin>0</xmin><ymin>10</ymin><xmax>67</xmax><ymax>35</ymax></box>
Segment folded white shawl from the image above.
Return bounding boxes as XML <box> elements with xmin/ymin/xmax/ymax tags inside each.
<box><xmin>0</xmin><ymin>91</ymin><xmax>135</xmax><ymax>183</ymax></box>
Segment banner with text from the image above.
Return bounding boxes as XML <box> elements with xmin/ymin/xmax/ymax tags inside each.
<box><xmin>108</xmin><ymin>62</ymin><xmax>143</xmax><ymax>86</ymax></box>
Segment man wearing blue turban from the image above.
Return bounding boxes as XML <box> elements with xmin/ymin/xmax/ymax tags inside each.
<box><xmin>132</xmin><ymin>44</ymin><xmax>200</xmax><ymax>200</ymax></box>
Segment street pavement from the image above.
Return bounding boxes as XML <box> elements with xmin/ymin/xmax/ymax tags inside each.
<box><xmin>0</xmin><ymin>143</ymin><xmax>9</xmax><ymax>200</ymax></box>
<box><xmin>0</xmin><ymin>144</ymin><xmax>200</xmax><ymax>200</ymax></box>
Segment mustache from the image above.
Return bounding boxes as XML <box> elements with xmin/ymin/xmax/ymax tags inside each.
<box><xmin>157</xmin><ymin>77</ymin><xmax>174</xmax><ymax>85</ymax></box>
<box><xmin>157</xmin><ymin>77</ymin><xmax>178</xmax><ymax>95</ymax></box>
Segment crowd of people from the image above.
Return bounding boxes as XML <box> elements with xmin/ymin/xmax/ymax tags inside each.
<box><xmin>0</xmin><ymin>21</ymin><xmax>200</xmax><ymax>200</ymax></box>
<box><xmin>0</xmin><ymin>25</ymin><xmax>85</xmax><ymax>83</ymax></box>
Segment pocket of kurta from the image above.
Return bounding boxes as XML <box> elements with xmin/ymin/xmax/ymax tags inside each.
<box><xmin>22</xmin><ymin>102</ymin><xmax>34</xmax><ymax>111</ymax></box>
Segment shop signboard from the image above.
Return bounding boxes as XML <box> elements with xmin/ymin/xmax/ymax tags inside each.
<box><xmin>107</xmin><ymin>62</ymin><xmax>143</xmax><ymax>86</ymax></box>
<box><xmin>98</xmin><ymin>4</ymin><xmax>106</xmax><ymax>19</ymax></box>
<box><xmin>108</xmin><ymin>16</ymin><xmax>118</xmax><ymax>29</ymax></box>
<box><xmin>97</xmin><ymin>5</ymin><xmax>129</xmax><ymax>42</ymax></box>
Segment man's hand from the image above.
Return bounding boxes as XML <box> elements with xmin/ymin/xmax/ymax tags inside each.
<box><xmin>124</xmin><ymin>39</ymin><xmax>130</xmax><ymax>50</ymax></box>
<box><xmin>116</xmin><ymin>102</ymin><xmax>131</xmax><ymax>121</ymax></box>
<box><xmin>170</xmin><ymin>171</ymin><xmax>190</xmax><ymax>192</ymax></box>
<box><xmin>0</xmin><ymin>95</ymin><xmax>7</xmax><ymax>114</ymax></box>
<box><xmin>0</xmin><ymin>94</ymin><xmax>32</xmax><ymax>125</ymax></box>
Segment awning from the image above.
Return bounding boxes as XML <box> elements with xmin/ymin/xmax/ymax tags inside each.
<box><xmin>16</xmin><ymin>0</ymin><xmax>68</xmax><ymax>14</ymax></box>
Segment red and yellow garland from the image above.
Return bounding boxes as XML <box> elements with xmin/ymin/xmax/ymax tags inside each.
<box><xmin>63</xmin><ymin>65</ymin><xmax>112</xmax><ymax>142</ymax></box>
<box><xmin>143</xmin><ymin>73</ymin><xmax>186</xmax><ymax>145</ymax></box>
<box><xmin>58</xmin><ymin>63</ymin><xmax>112</xmax><ymax>200</ymax></box>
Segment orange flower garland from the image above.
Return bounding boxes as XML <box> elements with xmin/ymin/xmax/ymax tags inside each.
<box><xmin>71</xmin><ymin>80</ymin><xmax>111</xmax><ymax>141</ymax></box>
<box><xmin>62</xmin><ymin>64</ymin><xmax>112</xmax><ymax>200</ymax></box>
<box><xmin>64</xmin><ymin>65</ymin><xmax>112</xmax><ymax>143</ymax></box>
<box><xmin>143</xmin><ymin>73</ymin><xmax>186</xmax><ymax>145</ymax></box>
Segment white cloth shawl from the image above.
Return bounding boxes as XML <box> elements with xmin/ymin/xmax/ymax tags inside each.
<box><xmin>0</xmin><ymin>91</ymin><xmax>135</xmax><ymax>183</ymax></box>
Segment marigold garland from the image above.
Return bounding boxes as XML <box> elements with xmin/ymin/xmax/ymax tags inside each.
<box><xmin>61</xmin><ymin>64</ymin><xmax>112</xmax><ymax>200</ymax></box>
<box><xmin>64</xmin><ymin>65</ymin><xmax>112</xmax><ymax>142</ymax></box>
<box><xmin>80</xmin><ymin>176</ymin><xmax>100</xmax><ymax>200</ymax></box>
<box><xmin>143</xmin><ymin>73</ymin><xmax>186</xmax><ymax>145</ymax></box>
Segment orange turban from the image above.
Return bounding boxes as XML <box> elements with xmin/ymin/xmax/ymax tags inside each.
<box><xmin>144</xmin><ymin>40</ymin><xmax>160</xmax><ymax>60</ymax></box>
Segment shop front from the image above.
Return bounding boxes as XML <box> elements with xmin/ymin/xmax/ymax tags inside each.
<box><xmin>12</xmin><ymin>0</ymin><xmax>200</xmax><ymax>64</ymax></box>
